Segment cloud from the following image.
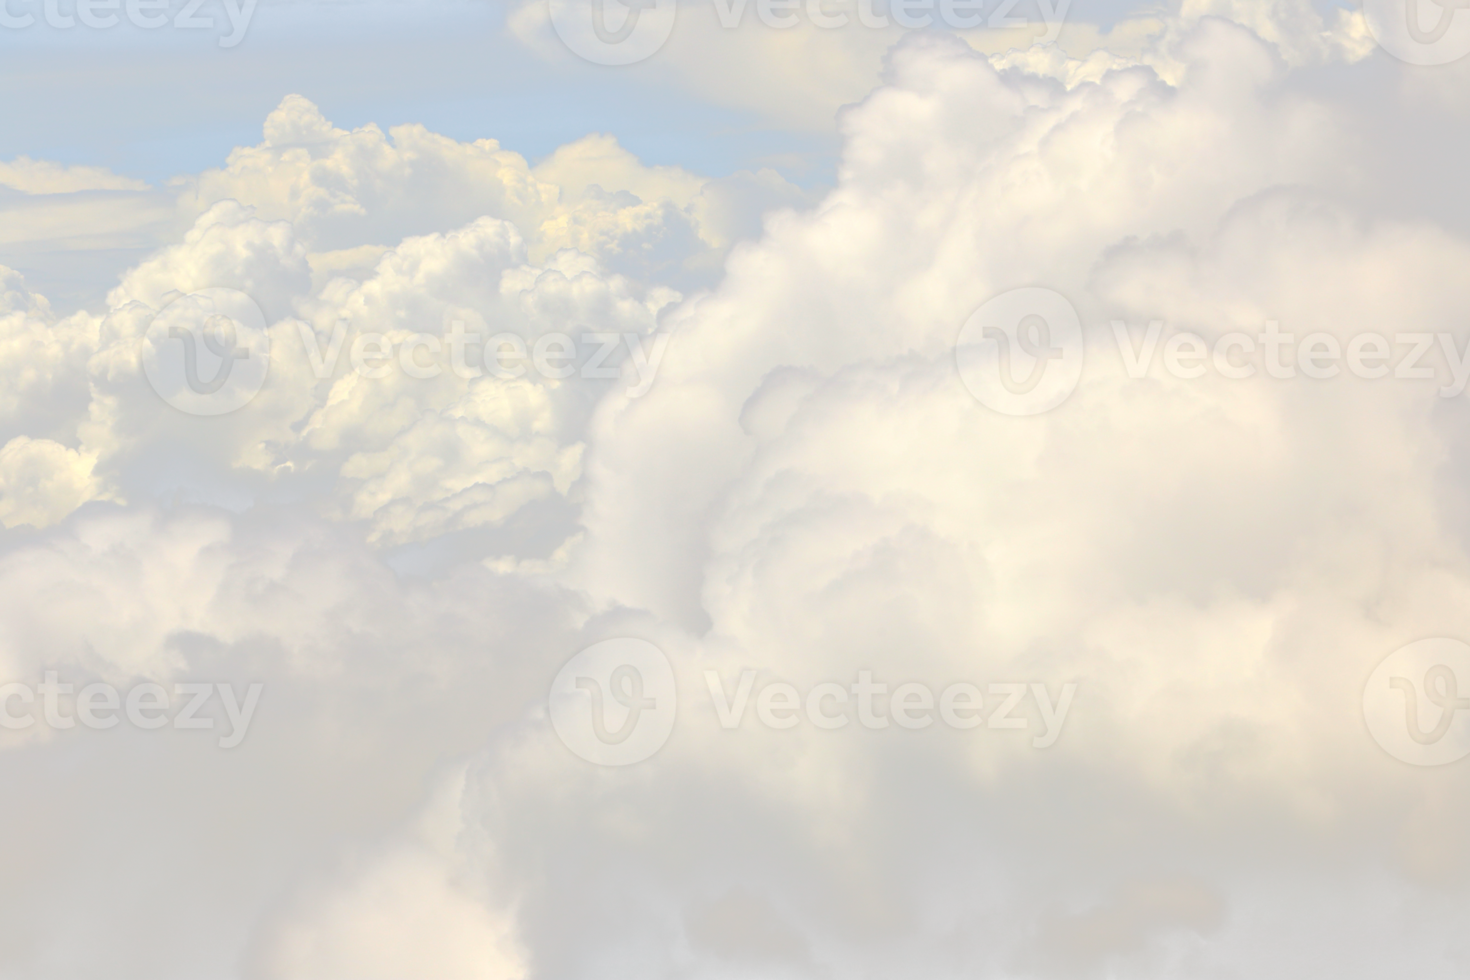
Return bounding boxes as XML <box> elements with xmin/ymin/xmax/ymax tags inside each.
<box><xmin>232</xmin><ymin>13</ymin><xmax>1470</xmax><ymax>980</ymax></box>
<box><xmin>0</xmin><ymin>97</ymin><xmax>800</xmax><ymax>561</ymax></box>
<box><xmin>0</xmin><ymin>163</ymin><xmax>178</xmax><ymax>312</ymax></box>
<box><xmin>107</xmin><ymin>200</ymin><xmax>314</xmax><ymax>315</ymax></box>
<box><xmin>685</xmin><ymin>887</ymin><xmax>816</xmax><ymax>966</ymax></box>
<box><xmin>0</xmin><ymin>504</ymin><xmax>585</xmax><ymax>978</ymax></box>
<box><xmin>0</xmin><ymin>266</ymin><xmax>97</xmax><ymax>446</ymax></box>
<box><xmin>246</xmin><ymin>765</ymin><xmax>527</xmax><ymax>980</ymax></box>
<box><xmin>0</xmin><ymin>158</ymin><xmax>149</xmax><ymax>195</ymax></box>
<box><xmin>570</xmin><ymin>20</ymin><xmax>1360</xmax><ymax>623</ymax></box>
<box><xmin>183</xmin><ymin>96</ymin><xmax>812</xmax><ymax>290</ymax></box>
<box><xmin>182</xmin><ymin>95</ymin><xmax>560</xmax><ymax>256</ymax></box>
<box><xmin>3</xmin><ymin>10</ymin><xmax>1470</xmax><ymax>979</ymax></box>
<box><xmin>0</xmin><ymin>436</ymin><xmax>114</xmax><ymax>530</ymax></box>
<box><xmin>1016</xmin><ymin>877</ymin><xmax>1227</xmax><ymax>977</ymax></box>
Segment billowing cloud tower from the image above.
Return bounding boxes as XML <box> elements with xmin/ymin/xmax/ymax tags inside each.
<box><xmin>2</xmin><ymin>4</ymin><xmax>1470</xmax><ymax>976</ymax></box>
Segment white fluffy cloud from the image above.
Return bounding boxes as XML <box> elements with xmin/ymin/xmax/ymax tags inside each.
<box><xmin>2</xmin><ymin>9</ymin><xmax>1470</xmax><ymax>980</ymax></box>
<box><xmin>559</xmin><ymin>19</ymin><xmax>1470</xmax><ymax>977</ymax></box>
<box><xmin>182</xmin><ymin>95</ymin><xmax>812</xmax><ymax>288</ymax></box>
<box><xmin>0</xmin><ymin>99</ymin><xmax>807</xmax><ymax>555</ymax></box>
<box><xmin>182</xmin><ymin>95</ymin><xmax>559</xmax><ymax>255</ymax></box>
<box><xmin>0</xmin><ymin>267</ymin><xmax>95</xmax><ymax>442</ymax></box>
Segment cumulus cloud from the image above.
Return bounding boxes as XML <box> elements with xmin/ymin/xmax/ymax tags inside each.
<box><xmin>182</xmin><ymin>95</ymin><xmax>560</xmax><ymax>256</ymax></box>
<box><xmin>556</xmin><ymin>19</ymin><xmax>1470</xmax><ymax>977</ymax></box>
<box><xmin>1</xmin><ymin>94</ymin><xmax>751</xmax><ymax>553</ymax></box>
<box><xmin>0</xmin><ymin>437</ymin><xmax>113</xmax><ymax>530</ymax></box>
<box><xmin>3</xmin><ymin>8</ymin><xmax>1470</xmax><ymax>980</ymax></box>
<box><xmin>182</xmin><ymin>95</ymin><xmax>812</xmax><ymax>290</ymax></box>
<box><xmin>0</xmin><ymin>266</ymin><xmax>98</xmax><ymax>446</ymax></box>
<box><xmin>0</xmin><ymin>265</ymin><xmax>51</xmax><ymax>318</ymax></box>
<box><xmin>0</xmin><ymin>103</ymin><xmax>733</xmax><ymax>550</ymax></box>
<box><xmin>70</xmin><ymin>212</ymin><xmax>633</xmax><ymax>557</ymax></box>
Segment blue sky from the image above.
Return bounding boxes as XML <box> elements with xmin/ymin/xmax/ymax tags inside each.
<box><xmin>0</xmin><ymin>0</ymin><xmax>1178</xmax><ymax>186</ymax></box>
<box><xmin>2</xmin><ymin>0</ymin><xmax>821</xmax><ymax>181</ymax></box>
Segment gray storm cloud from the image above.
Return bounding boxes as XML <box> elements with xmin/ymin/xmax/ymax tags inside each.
<box><xmin>1</xmin><ymin>8</ymin><xmax>1470</xmax><ymax>979</ymax></box>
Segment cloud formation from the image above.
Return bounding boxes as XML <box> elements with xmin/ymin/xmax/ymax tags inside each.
<box><xmin>3</xmin><ymin>9</ymin><xmax>1470</xmax><ymax>980</ymax></box>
